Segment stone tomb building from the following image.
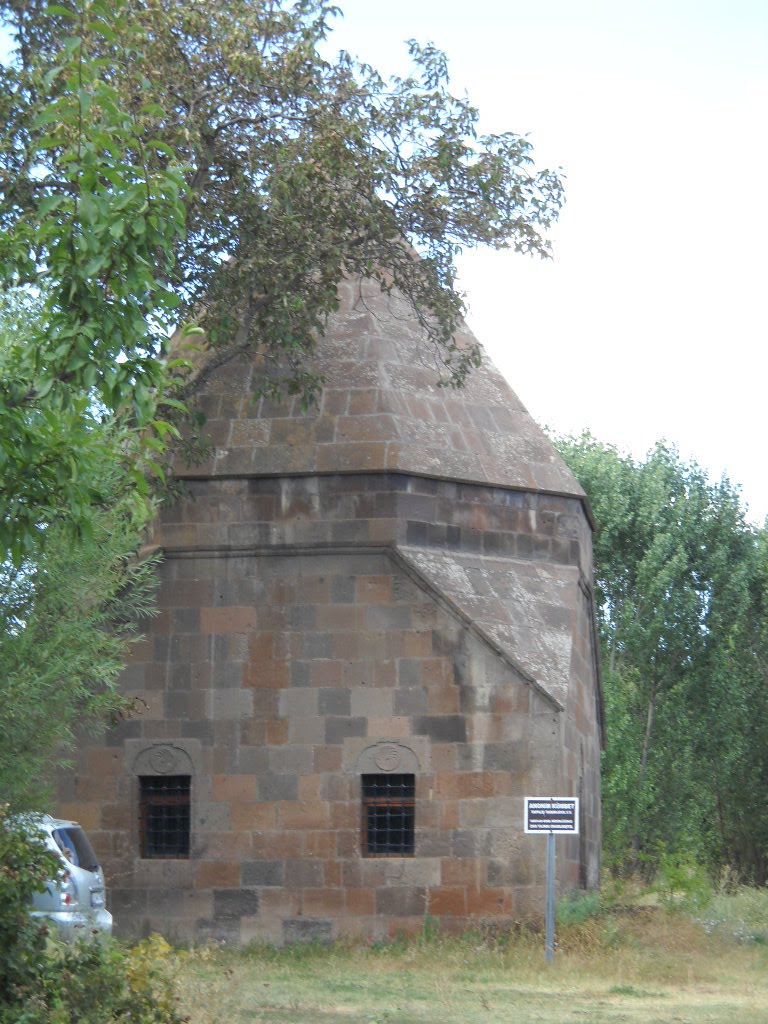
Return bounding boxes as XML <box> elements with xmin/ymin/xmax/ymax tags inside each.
<box><xmin>58</xmin><ymin>277</ymin><xmax>604</xmax><ymax>943</ymax></box>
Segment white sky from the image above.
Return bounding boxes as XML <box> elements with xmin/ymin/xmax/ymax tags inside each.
<box><xmin>325</xmin><ymin>0</ymin><xmax>768</xmax><ymax>523</ymax></box>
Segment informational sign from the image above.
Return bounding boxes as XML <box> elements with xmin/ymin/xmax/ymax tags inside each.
<box><xmin>524</xmin><ymin>797</ymin><xmax>579</xmax><ymax>834</ymax></box>
<box><xmin>523</xmin><ymin>797</ymin><xmax>580</xmax><ymax>964</ymax></box>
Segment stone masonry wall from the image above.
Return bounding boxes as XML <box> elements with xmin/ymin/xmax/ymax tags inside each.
<box><xmin>57</xmin><ymin>472</ymin><xmax>600</xmax><ymax>943</ymax></box>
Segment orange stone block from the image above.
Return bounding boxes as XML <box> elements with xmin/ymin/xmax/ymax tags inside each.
<box><xmin>491</xmin><ymin>772</ymin><xmax>514</xmax><ymax>795</ymax></box>
<box><xmin>436</xmin><ymin>772</ymin><xmax>496</xmax><ymax>799</ymax></box>
<box><xmin>373</xmin><ymin>659</ymin><xmax>396</xmax><ymax>687</ymax></box>
<box><xmin>314</xmin><ymin>746</ymin><xmax>343</xmax><ymax>772</ymax></box>
<box><xmin>427</xmin><ymin>886</ymin><xmax>467</xmax><ymax>917</ymax></box>
<box><xmin>298</xmin><ymin>775</ymin><xmax>322</xmax><ymax>803</ymax></box>
<box><xmin>85</xmin><ymin>748</ymin><xmax>122</xmax><ymax>780</ymax></box>
<box><xmin>438</xmin><ymin>800</ymin><xmax>460</xmax><ymax>829</ymax></box>
<box><xmin>421</xmin><ymin>658</ymin><xmax>452</xmax><ymax>686</ymax></box>
<box><xmin>229</xmin><ymin>802</ymin><xmax>277</xmax><ymax>831</ymax></box>
<box><xmin>324</xmin><ymin>861</ymin><xmax>343</xmax><ymax>887</ymax></box>
<box><xmin>423</xmin><ymin>688</ymin><xmax>460</xmax><ymax>712</ymax></box>
<box><xmin>265</xmin><ymin>719</ymin><xmax>289</xmax><ymax>744</ymax></box>
<box><xmin>248</xmin><ymin>632</ymin><xmax>275</xmax><ymax>660</ymax></box>
<box><xmin>310</xmin><ymin>660</ymin><xmax>344</xmax><ymax>687</ymax></box>
<box><xmin>305</xmin><ymin>831</ymin><xmax>338</xmax><ymax>859</ymax></box>
<box><xmin>430</xmin><ymin>744</ymin><xmax>458</xmax><ymax>772</ymax></box>
<box><xmin>201</xmin><ymin>606</ymin><xmax>258</xmax><ymax>633</ymax></box>
<box><xmin>345</xmin><ymin>887</ymin><xmax>375</xmax><ymax>916</ymax></box>
<box><xmin>195</xmin><ymin>861</ymin><xmax>241</xmax><ymax>889</ymax></box>
<box><xmin>356</xmin><ymin>575</ymin><xmax>393</xmax><ymax>604</ymax></box>
<box><xmin>329</xmin><ymin>801</ymin><xmax>356</xmax><ymax>829</ymax></box>
<box><xmin>204</xmin><ymin>830</ymin><xmax>253</xmax><ymax>860</ymax></box>
<box><xmin>256</xmin><ymin>829</ymin><xmax>302</xmax><ymax>858</ymax></box>
<box><xmin>385</xmin><ymin>916</ymin><xmax>422</xmax><ymax>939</ymax></box>
<box><xmin>278</xmin><ymin>800</ymin><xmax>331</xmax><ymax>830</ymax></box>
<box><xmin>151</xmin><ymin>609</ymin><xmax>172</xmax><ymax>634</ymax></box>
<box><xmin>240</xmin><ymin>719</ymin><xmax>267</xmax><ymax>745</ymax></box>
<box><xmin>441</xmin><ymin>857</ymin><xmax>485</xmax><ymax>886</ymax></box>
<box><xmin>260</xmin><ymin>888</ymin><xmax>300</xmax><ymax>917</ymax></box>
<box><xmin>465</xmin><ymin>886</ymin><xmax>511</xmax><ymax>917</ymax></box>
<box><xmin>56</xmin><ymin>803</ymin><xmax>99</xmax><ymax>829</ymax></box>
<box><xmin>402</xmin><ymin>630</ymin><xmax>432</xmax><ymax>656</ymax></box>
<box><xmin>316</xmin><ymin>605</ymin><xmax>366</xmax><ymax>630</ymax></box>
<box><xmin>302</xmin><ymin>888</ymin><xmax>343</xmax><ymax>917</ymax></box>
<box><xmin>243</xmin><ymin>661</ymin><xmax>289</xmax><ymax>689</ymax></box>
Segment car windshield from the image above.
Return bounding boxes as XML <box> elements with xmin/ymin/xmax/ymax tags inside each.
<box><xmin>52</xmin><ymin>827</ymin><xmax>99</xmax><ymax>871</ymax></box>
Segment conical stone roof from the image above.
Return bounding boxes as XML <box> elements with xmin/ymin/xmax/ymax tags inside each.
<box><xmin>180</xmin><ymin>276</ymin><xmax>585</xmax><ymax>500</ymax></box>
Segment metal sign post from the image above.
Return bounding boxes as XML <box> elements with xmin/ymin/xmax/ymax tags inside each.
<box><xmin>524</xmin><ymin>797</ymin><xmax>579</xmax><ymax>964</ymax></box>
<box><xmin>545</xmin><ymin>832</ymin><xmax>555</xmax><ymax>963</ymax></box>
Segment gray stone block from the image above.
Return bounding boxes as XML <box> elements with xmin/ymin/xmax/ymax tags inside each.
<box><xmin>325</xmin><ymin>717</ymin><xmax>367</xmax><ymax>744</ymax></box>
<box><xmin>397</xmin><ymin>659</ymin><xmax>422</xmax><ymax>687</ymax></box>
<box><xmin>238</xmin><ymin>746</ymin><xmax>270</xmax><ymax>774</ymax></box>
<box><xmin>181</xmin><ymin>720</ymin><xmax>215</xmax><ymax>745</ymax></box>
<box><xmin>111</xmin><ymin>888</ymin><xmax>148</xmax><ymax>919</ymax></box>
<box><xmin>375</xmin><ymin>886</ymin><xmax>426</xmax><ymax>917</ymax></box>
<box><xmin>283</xmin><ymin>918</ymin><xmax>333</xmax><ymax>944</ymax></box>
<box><xmin>242</xmin><ymin>860</ymin><xmax>285</xmax><ymax>887</ymax></box>
<box><xmin>331</xmin><ymin>576</ymin><xmax>356</xmax><ymax>603</ymax></box>
<box><xmin>268</xmin><ymin>746</ymin><xmax>313</xmax><ymax>775</ymax></box>
<box><xmin>393</xmin><ymin>688</ymin><xmax>427</xmax><ymax>716</ymax></box>
<box><xmin>451</xmin><ymin>830</ymin><xmax>477</xmax><ymax>858</ymax></box>
<box><xmin>303</xmin><ymin>632</ymin><xmax>333</xmax><ymax>659</ymax></box>
<box><xmin>258</xmin><ymin>774</ymin><xmax>298</xmax><ymax>801</ymax></box>
<box><xmin>482</xmin><ymin>743</ymin><xmax>530</xmax><ymax>773</ymax></box>
<box><xmin>284</xmin><ymin>859</ymin><xmax>323</xmax><ymax>887</ymax></box>
<box><xmin>213</xmin><ymin>888</ymin><xmax>260</xmax><ymax>919</ymax></box>
<box><xmin>413</xmin><ymin>716</ymin><xmax>467</xmax><ymax>743</ymax></box>
<box><xmin>290</xmin><ymin>661</ymin><xmax>312</xmax><ymax>688</ymax></box>
<box><xmin>318</xmin><ymin>688</ymin><xmax>351</xmax><ymax>715</ymax></box>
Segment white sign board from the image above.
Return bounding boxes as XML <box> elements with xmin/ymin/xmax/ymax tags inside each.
<box><xmin>524</xmin><ymin>797</ymin><xmax>579</xmax><ymax>834</ymax></box>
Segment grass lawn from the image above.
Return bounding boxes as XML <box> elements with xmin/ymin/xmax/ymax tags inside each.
<box><xmin>172</xmin><ymin>896</ymin><xmax>768</xmax><ymax>1024</ymax></box>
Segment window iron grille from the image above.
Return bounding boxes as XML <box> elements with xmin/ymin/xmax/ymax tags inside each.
<box><xmin>361</xmin><ymin>773</ymin><xmax>415</xmax><ymax>857</ymax></box>
<box><xmin>139</xmin><ymin>775</ymin><xmax>190</xmax><ymax>859</ymax></box>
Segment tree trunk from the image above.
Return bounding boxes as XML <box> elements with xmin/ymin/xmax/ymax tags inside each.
<box><xmin>630</xmin><ymin>676</ymin><xmax>657</xmax><ymax>868</ymax></box>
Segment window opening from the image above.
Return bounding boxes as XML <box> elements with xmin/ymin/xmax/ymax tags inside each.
<box><xmin>139</xmin><ymin>775</ymin><xmax>190</xmax><ymax>858</ymax></box>
<box><xmin>52</xmin><ymin>827</ymin><xmax>98</xmax><ymax>870</ymax></box>
<box><xmin>361</xmin><ymin>774</ymin><xmax>415</xmax><ymax>856</ymax></box>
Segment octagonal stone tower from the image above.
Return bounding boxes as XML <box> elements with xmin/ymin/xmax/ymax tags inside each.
<box><xmin>58</xmin><ymin>276</ymin><xmax>603</xmax><ymax>944</ymax></box>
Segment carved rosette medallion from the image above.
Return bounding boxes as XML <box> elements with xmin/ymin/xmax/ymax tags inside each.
<box><xmin>374</xmin><ymin>745</ymin><xmax>401</xmax><ymax>772</ymax></box>
<box><xmin>149</xmin><ymin>745</ymin><xmax>177</xmax><ymax>774</ymax></box>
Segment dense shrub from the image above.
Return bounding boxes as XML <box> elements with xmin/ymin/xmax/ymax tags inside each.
<box><xmin>0</xmin><ymin>807</ymin><xmax>183</xmax><ymax>1023</ymax></box>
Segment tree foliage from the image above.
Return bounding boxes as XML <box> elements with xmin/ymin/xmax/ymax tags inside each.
<box><xmin>0</xmin><ymin>511</ymin><xmax>159</xmax><ymax>809</ymax></box>
<box><xmin>557</xmin><ymin>434</ymin><xmax>768</xmax><ymax>882</ymax></box>
<box><xmin>1</xmin><ymin>0</ymin><xmax>563</xmax><ymax>560</ymax></box>
<box><xmin>0</xmin><ymin>0</ymin><xmax>190</xmax><ymax>563</ymax></box>
<box><xmin>0</xmin><ymin>289</ymin><xmax>160</xmax><ymax>809</ymax></box>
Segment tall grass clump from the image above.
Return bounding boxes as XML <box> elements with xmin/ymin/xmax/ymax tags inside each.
<box><xmin>697</xmin><ymin>886</ymin><xmax>768</xmax><ymax>944</ymax></box>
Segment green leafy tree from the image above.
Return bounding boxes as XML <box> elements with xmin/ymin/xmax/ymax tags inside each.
<box><xmin>557</xmin><ymin>434</ymin><xmax>768</xmax><ymax>880</ymax></box>
<box><xmin>0</xmin><ymin>511</ymin><xmax>159</xmax><ymax>809</ymax></box>
<box><xmin>1</xmin><ymin>0</ymin><xmax>190</xmax><ymax>563</ymax></box>
<box><xmin>1</xmin><ymin>0</ymin><xmax>563</xmax><ymax>562</ymax></box>
<box><xmin>0</xmin><ymin>287</ymin><xmax>161</xmax><ymax>809</ymax></box>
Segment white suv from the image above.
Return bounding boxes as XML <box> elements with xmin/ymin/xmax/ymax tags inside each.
<box><xmin>24</xmin><ymin>814</ymin><xmax>113</xmax><ymax>941</ymax></box>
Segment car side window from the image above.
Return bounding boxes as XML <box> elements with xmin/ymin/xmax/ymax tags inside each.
<box><xmin>52</xmin><ymin>829</ymin><xmax>77</xmax><ymax>865</ymax></box>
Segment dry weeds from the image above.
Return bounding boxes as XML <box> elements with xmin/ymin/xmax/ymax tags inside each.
<box><xmin>172</xmin><ymin>904</ymin><xmax>768</xmax><ymax>1024</ymax></box>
